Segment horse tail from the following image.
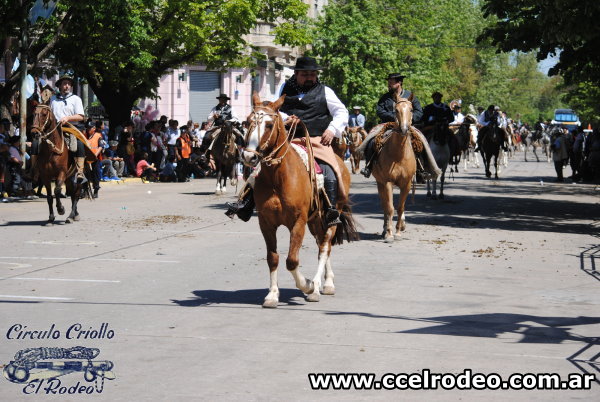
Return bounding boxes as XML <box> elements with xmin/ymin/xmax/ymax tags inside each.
<box><xmin>332</xmin><ymin>204</ymin><xmax>360</xmax><ymax>245</ymax></box>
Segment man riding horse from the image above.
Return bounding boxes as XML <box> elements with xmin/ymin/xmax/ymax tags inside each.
<box><xmin>31</xmin><ymin>75</ymin><xmax>91</xmax><ymax>183</ymax></box>
<box><xmin>358</xmin><ymin>73</ymin><xmax>441</xmax><ymax>180</ymax></box>
<box><xmin>476</xmin><ymin>104</ymin><xmax>508</xmax><ymax>152</ymax></box>
<box><xmin>204</xmin><ymin>93</ymin><xmax>244</xmax><ymax>158</ymax></box>
<box><xmin>226</xmin><ymin>56</ymin><xmax>349</xmax><ymax>227</ymax></box>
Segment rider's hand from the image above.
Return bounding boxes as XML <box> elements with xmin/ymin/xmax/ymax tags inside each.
<box><xmin>285</xmin><ymin>115</ymin><xmax>300</xmax><ymax>127</ymax></box>
<box><xmin>321</xmin><ymin>129</ymin><xmax>335</xmax><ymax>146</ymax></box>
<box><xmin>59</xmin><ymin>116</ymin><xmax>70</xmax><ymax>125</ymax></box>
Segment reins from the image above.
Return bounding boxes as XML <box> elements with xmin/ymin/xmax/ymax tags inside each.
<box><xmin>246</xmin><ymin>110</ymin><xmax>298</xmax><ymax>166</ymax></box>
<box><xmin>31</xmin><ymin>104</ymin><xmax>65</xmax><ymax>154</ymax></box>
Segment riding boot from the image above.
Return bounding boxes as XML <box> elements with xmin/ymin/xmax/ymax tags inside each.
<box><xmin>360</xmin><ymin>139</ymin><xmax>375</xmax><ymax>178</ymax></box>
<box><xmin>75</xmin><ymin>157</ymin><xmax>87</xmax><ymax>183</ymax></box>
<box><xmin>324</xmin><ymin>180</ymin><xmax>341</xmax><ymax>227</ymax></box>
<box><xmin>225</xmin><ymin>187</ymin><xmax>255</xmax><ymax>222</ymax></box>
<box><xmin>93</xmin><ymin>188</ymin><xmax>99</xmax><ymax>199</ymax></box>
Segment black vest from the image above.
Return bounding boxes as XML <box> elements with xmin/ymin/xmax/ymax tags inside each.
<box><xmin>280</xmin><ymin>82</ymin><xmax>332</xmax><ymax>137</ymax></box>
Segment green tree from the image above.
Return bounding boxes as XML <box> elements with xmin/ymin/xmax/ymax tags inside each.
<box><xmin>0</xmin><ymin>0</ymin><xmax>310</xmax><ymax>127</ymax></box>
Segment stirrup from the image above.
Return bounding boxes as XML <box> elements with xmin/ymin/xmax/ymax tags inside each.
<box><xmin>325</xmin><ymin>208</ymin><xmax>341</xmax><ymax>227</ymax></box>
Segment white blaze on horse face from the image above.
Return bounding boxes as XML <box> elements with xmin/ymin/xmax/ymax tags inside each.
<box><xmin>243</xmin><ymin>111</ymin><xmax>273</xmax><ymax>165</ymax></box>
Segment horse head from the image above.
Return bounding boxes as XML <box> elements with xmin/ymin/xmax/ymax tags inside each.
<box><xmin>243</xmin><ymin>92</ymin><xmax>286</xmax><ymax>167</ymax></box>
<box><xmin>393</xmin><ymin>91</ymin><xmax>413</xmax><ymax>134</ymax></box>
<box><xmin>30</xmin><ymin>103</ymin><xmax>57</xmax><ymax>139</ymax></box>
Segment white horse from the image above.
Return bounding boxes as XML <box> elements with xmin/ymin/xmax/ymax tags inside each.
<box><xmin>463</xmin><ymin>117</ymin><xmax>480</xmax><ymax>171</ymax></box>
<box><xmin>427</xmin><ymin>124</ymin><xmax>451</xmax><ymax>200</ymax></box>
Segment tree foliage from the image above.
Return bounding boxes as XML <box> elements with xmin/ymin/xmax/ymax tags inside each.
<box><xmin>0</xmin><ymin>0</ymin><xmax>310</xmax><ymax>127</ymax></box>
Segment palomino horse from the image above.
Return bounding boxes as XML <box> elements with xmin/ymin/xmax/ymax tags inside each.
<box><xmin>345</xmin><ymin>126</ymin><xmax>366</xmax><ymax>174</ymax></box>
<box><xmin>427</xmin><ymin>122</ymin><xmax>451</xmax><ymax>199</ymax></box>
<box><xmin>209</xmin><ymin>120</ymin><xmax>242</xmax><ymax>194</ymax></box>
<box><xmin>371</xmin><ymin>92</ymin><xmax>417</xmax><ymax>243</ymax></box>
<box><xmin>30</xmin><ymin>104</ymin><xmax>85</xmax><ymax>225</ymax></box>
<box><xmin>242</xmin><ymin>93</ymin><xmax>358</xmax><ymax>308</ymax></box>
<box><xmin>479</xmin><ymin>123</ymin><xmax>502</xmax><ymax>179</ymax></box>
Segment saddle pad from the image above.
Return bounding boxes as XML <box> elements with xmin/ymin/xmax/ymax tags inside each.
<box><xmin>290</xmin><ymin>143</ymin><xmax>324</xmax><ymax>189</ymax></box>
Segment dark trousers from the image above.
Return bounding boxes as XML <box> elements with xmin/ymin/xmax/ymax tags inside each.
<box><xmin>176</xmin><ymin>158</ymin><xmax>189</xmax><ymax>181</ymax></box>
<box><xmin>554</xmin><ymin>160</ymin><xmax>565</xmax><ymax>180</ymax></box>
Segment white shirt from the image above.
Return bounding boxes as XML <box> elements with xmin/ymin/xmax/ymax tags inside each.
<box><xmin>277</xmin><ymin>84</ymin><xmax>348</xmax><ymax>138</ymax></box>
<box><xmin>450</xmin><ymin>112</ymin><xmax>465</xmax><ymax>125</ymax></box>
<box><xmin>50</xmin><ymin>93</ymin><xmax>84</xmax><ymax>122</ymax></box>
<box><xmin>166</xmin><ymin>127</ymin><xmax>180</xmax><ymax>146</ymax></box>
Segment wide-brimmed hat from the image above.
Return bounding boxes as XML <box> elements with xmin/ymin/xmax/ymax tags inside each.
<box><xmin>216</xmin><ymin>94</ymin><xmax>230</xmax><ymax>100</ymax></box>
<box><xmin>293</xmin><ymin>56</ymin><xmax>324</xmax><ymax>71</ymax></box>
<box><xmin>352</xmin><ymin>106</ymin><xmax>362</xmax><ymax>110</ymax></box>
<box><xmin>387</xmin><ymin>73</ymin><xmax>406</xmax><ymax>81</ymax></box>
<box><xmin>56</xmin><ymin>74</ymin><xmax>74</xmax><ymax>87</ymax></box>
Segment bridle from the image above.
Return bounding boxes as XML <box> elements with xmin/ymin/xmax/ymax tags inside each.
<box><xmin>31</xmin><ymin>104</ymin><xmax>65</xmax><ymax>154</ymax></box>
<box><xmin>244</xmin><ymin>108</ymin><xmax>299</xmax><ymax>166</ymax></box>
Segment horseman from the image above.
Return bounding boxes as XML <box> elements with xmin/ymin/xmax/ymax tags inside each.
<box><xmin>476</xmin><ymin>105</ymin><xmax>508</xmax><ymax>151</ymax></box>
<box><xmin>358</xmin><ymin>73</ymin><xmax>441</xmax><ymax>180</ymax></box>
<box><xmin>204</xmin><ymin>93</ymin><xmax>243</xmax><ymax>158</ymax></box>
<box><xmin>421</xmin><ymin>91</ymin><xmax>455</xmax><ymax>138</ymax></box>
<box><xmin>345</xmin><ymin>105</ymin><xmax>365</xmax><ymax>145</ymax></box>
<box><xmin>449</xmin><ymin>100</ymin><xmax>465</xmax><ymax>128</ymax></box>
<box><xmin>48</xmin><ymin>75</ymin><xmax>91</xmax><ymax>182</ymax></box>
<box><xmin>226</xmin><ymin>56</ymin><xmax>349</xmax><ymax>226</ymax></box>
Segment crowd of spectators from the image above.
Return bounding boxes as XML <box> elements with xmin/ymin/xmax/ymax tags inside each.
<box><xmin>0</xmin><ymin>113</ymin><xmax>218</xmax><ymax>202</ymax></box>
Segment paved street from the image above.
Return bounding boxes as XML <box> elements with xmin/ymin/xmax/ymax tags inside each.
<box><xmin>0</xmin><ymin>156</ymin><xmax>599</xmax><ymax>401</ymax></box>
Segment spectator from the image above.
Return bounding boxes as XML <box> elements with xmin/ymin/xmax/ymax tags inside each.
<box><xmin>0</xmin><ymin>137</ymin><xmax>8</xmax><ymax>201</ymax></box>
<box><xmin>159</xmin><ymin>155</ymin><xmax>177</xmax><ymax>182</ymax></box>
<box><xmin>176</xmin><ymin>125</ymin><xmax>193</xmax><ymax>182</ymax></box>
<box><xmin>166</xmin><ymin>119</ymin><xmax>180</xmax><ymax>158</ymax></box>
<box><xmin>136</xmin><ymin>152</ymin><xmax>158</xmax><ymax>182</ymax></box>
<box><xmin>105</xmin><ymin>141</ymin><xmax>124</xmax><ymax>179</ymax></box>
<box><xmin>84</xmin><ymin>121</ymin><xmax>104</xmax><ymax>198</ymax></box>
<box><xmin>149</xmin><ymin>121</ymin><xmax>166</xmax><ymax>170</ymax></box>
<box><xmin>6</xmin><ymin>136</ymin><xmax>23</xmax><ymax>196</ymax></box>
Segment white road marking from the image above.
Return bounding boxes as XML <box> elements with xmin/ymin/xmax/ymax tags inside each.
<box><xmin>0</xmin><ymin>295</ymin><xmax>73</xmax><ymax>300</ymax></box>
<box><xmin>26</xmin><ymin>240</ymin><xmax>100</xmax><ymax>245</ymax></box>
<box><xmin>0</xmin><ymin>277</ymin><xmax>120</xmax><ymax>283</ymax></box>
<box><xmin>0</xmin><ymin>262</ymin><xmax>32</xmax><ymax>269</ymax></box>
<box><xmin>0</xmin><ymin>256</ymin><xmax>180</xmax><ymax>264</ymax></box>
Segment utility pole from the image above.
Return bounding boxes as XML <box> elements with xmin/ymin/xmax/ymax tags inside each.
<box><xmin>19</xmin><ymin>0</ymin><xmax>29</xmax><ymax>164</ymax></box>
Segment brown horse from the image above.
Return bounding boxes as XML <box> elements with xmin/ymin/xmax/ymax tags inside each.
<box><xmin>346</xmin><ymin>126</ymin><xmax>366</xmax><ymax>174</ymax></box>
<box><xmin>242</xmin><ymin>92</ymin><xmax>358</xmax><ymax>308</ymax></box>
<box><xmin>30</xmin><ymin>104</ymin><xmax>84</xmax><ymax>225</ymax></box>
<box><xmin>371</xmin><ymin>92</ymin><xmax>417</xmax><ymax>243</ymax></box>
<box><xmin>209</xmin><ymin>121</ymin><xmax>241</xmax><ymax>194</ymax></box>
<box><xmin>331</xmin><ymin>136</ymin><xmax>347</xmax><ymax>160</ymax></box>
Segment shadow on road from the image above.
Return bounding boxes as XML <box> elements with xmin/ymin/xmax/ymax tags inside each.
<box><xmin>171</xmin><ymin>288</ymin><xmax>307</xmax><ymax>307</ymax></box>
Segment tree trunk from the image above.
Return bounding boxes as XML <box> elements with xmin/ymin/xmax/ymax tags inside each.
<box><xmin>88</xmin><ymin>84</ymin><xmax>136</xmax><ymax>138</ymax></box>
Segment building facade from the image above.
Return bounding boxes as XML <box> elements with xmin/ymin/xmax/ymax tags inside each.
<box><xmin>139</xmin><ymin>0</ymin><xmax>328</xmax><ymax>125</ymax></box>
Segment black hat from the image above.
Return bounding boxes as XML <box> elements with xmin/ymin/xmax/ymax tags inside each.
<box><xmin>387</xmin><ymin>73</ymin><xmax>406</xmax><ymax>81</ymax></box>
<box><xmin>431</xmin><ymin>91</ymin><xmax>443</xmax><ymax>98</ymax></box>
<box><xmin>56</xmin><ymin>74</ymin><xmax>74</xmax><ymax>86</ymax></box>
<box><xmin>216</xmin><ymin>94</ymin><xmax>230</xmax><ymax>100</ymax></box>
<box><xmin>293</xmin><ymin>56</ymin><xmax>323</xmax><ymax>71</ymax></box>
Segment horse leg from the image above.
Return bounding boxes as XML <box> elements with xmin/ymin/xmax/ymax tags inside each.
<box><xmin>534</xmin><ymin>147</ymin><xmax>540</xmax><ymax>162</ymax></box>
<box><xmin>494</xmin><ymin>155</ymin><xmax>499</xmax><ymax>179</ymax></box>
<box><xmin>322</xmin><ymin>257</ymin><xmax>335</xmax><ymax>295</ymax></box>
<box><xmin>286</xmin><ymin>220</ymin><xmax>316</xmax><ymax>300</ymax></box>
<box><xmin>377</xmin><ymin>181</ymin><xmax>394</xmax><ymax>243</ymax></box>
<box><xmin>66</xmin><ymin>182</ymin><xmax>81</xmax><ymax>224</ymax></box>
<box><xmin>439</xmin><ymin>169</ymin><xmax>446</xmax><ymax>199</ymax></box>
<box><xmin>260</xmin><ymin>222</ymin><xmax>280</xmax><ymax>308</ymax></box>
<box><xmin>55</xmin><ymin>181</ymin><xmax>65</xmax><ymax>215</ymax></box>
<box><xmin>45</xmin><ymin>182</ymin><xmax>55</xmax><ymax>225</ymax></box>
<box><xmin>394</xmin><ymin>180</ymin><xmax>411</xmax><ymax>239</ymax></box>
<box><xmin>307</xmin><ymin>226</ymin><xmax>336</xmax><ymax>303</ymax></box>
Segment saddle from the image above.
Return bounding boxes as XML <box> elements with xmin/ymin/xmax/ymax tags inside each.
<box><xmin>372</xmin><ymin>123</ymin><xmax>423</xmax><ymax>155</ymax></box>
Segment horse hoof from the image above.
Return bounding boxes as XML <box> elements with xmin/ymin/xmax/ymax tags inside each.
<box><xmin>306</xmin><ymin>292</ymin><xmax>320</xmax><ymax>302</ymax></box>
<box><xmin>57</xmin><ymin>207</ymin><xmax>65</xmax><ymax>215</ymax></box>
<box><xmin>65</xmin><ymin>217</ymin><xmax>73</xmax><ymax>224</ymax></box>
<box><xmin>322</xmin><ymin>285</ymin><xmax>335</xmax><ymax>295</ymax></box>
<box><xmin>73</xmin><ymin>215</ymin><xmax>80</xmax><ymax>222</ymax></box>
<box><xmin>384</xmin><ymin>235</ymin><xmax>394</xmax><ymax>243</ymax></box>
<box><xmin>262</xmin><ymin>299</ymin><xmax>278</xmax><ymax>308</ymax></box>
<box><xmin>44</xmin><ymin>222</ymin><xmax>54</xmax><ymax>227</ymax></box>
<box><xmin>394</xmin><ymin>233</ymin><xmax>403</xmax><ymax>241</ymax></box>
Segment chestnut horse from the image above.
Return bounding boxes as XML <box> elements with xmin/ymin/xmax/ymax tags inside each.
<box><xmin>30</xmin><ymin>104</ymin><xmax>84</xmax><ymax>225</ymax></box>
<box><xmin>331</xmin><ymin>136</ymin><xmax>347</xmax><ymax>160</ymax></box>
<box><xmin>346</xmin><ymin>126</ymin><xmax>367</xmax><ymax>174</ymax></box>
<box><xmin>372</xmin><ymin>92</ymin><xmax>417</xmax><ymax>243</ymax></box>
<box><xmin>242</xmin><ymin>93</ymin><xmax>358</xmax><ymax>308</ymax></box>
